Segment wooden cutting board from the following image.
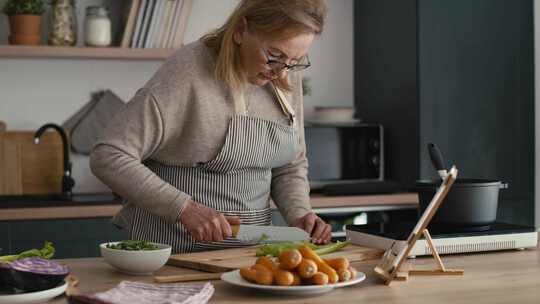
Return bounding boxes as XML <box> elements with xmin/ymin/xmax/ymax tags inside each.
<box><xmin>0</xmin><ymin>122</ymin><xmax>64</xmax><ymax>195</ymax></box>
<box><xmin>167</xmin><ymin>244</ymin><xmax>384</xmax><ymax>273</ymax></box>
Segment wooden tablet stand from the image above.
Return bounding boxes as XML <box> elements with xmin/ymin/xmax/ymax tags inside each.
<box><xmin>373</xmin><ymin>166</ymin><xmax>464</xmax><ymax>285</ymax></box>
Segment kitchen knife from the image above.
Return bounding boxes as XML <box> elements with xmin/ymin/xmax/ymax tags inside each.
<box><xmin>231</xmin><ymin>225</ymin><xmax>310</xmax><ymax>243</ymax></box>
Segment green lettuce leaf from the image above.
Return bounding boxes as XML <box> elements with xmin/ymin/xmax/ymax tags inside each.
<box><xmin>0</xmin><ymin>241</ymin><xmax>55</xmax><ymax>263</ymax></box>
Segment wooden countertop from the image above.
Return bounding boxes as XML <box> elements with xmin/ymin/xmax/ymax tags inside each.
<box><xmin>50</xmin><ymin>244</ymin><xmax>540</xmax><ymax>303</ymax></box>
<box><xmin>0</xmin><ymin>204</ymin><xmax>122</xmax><ymax>221</ymax></box>
<box><xmin>0</xmin><ymin>193</ymin><xmax>419</xmax><ymax>221</ymax></box>
<box><xmin>310</xmin><ymin>193</ymin><xmax>418</xmax><ymax>209</ymax></box>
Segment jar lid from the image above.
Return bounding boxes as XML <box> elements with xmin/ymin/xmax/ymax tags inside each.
<box><xmin>86</xmin><ymin>6</ymin><xmax>109</xmax><ymax>17</ymax></box>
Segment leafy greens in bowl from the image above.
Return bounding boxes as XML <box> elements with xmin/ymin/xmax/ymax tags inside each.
<box><xmin>105</xmin><ymin>240</ymin><xmax>158</xmax><ymax>251</ymax></box>
<box><xmin>100</xmin><ymin>241</ymin><xmax>171</xmax><ymax>275</ymax></box>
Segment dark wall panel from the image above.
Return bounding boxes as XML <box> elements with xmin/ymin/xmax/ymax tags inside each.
<box><xmin>418</xmin><ymin>0</ymin><xmax>534</xmax><ymax>225</ymax></box>
<box><xmin>354</xmin><ymin>0</ymin><xmax>534</xmax><ymax>225</ymax></box>
<box><xmin>354</xmin><ymin>0</ymin><xmax>418</xmax><ymax>184</ymax></box>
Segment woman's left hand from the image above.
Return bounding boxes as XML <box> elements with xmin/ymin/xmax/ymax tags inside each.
<box><xmin>294</xmin><ymin>212</ymin><xmax>332</xmax><ymax>244</ymax></box>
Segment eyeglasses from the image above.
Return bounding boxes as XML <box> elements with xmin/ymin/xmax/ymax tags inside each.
<box><xmin>256</xmin><ymin>37</ymin><xmax>311</xmax><ymax>72</ymax></box>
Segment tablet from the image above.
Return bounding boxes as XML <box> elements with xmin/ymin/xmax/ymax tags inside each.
<box><xmin>373</xmin><ymin>166</ymin><xmax>458</xmax><ymax>283</ymax></box>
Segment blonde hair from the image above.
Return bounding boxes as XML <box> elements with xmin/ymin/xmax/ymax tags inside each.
<box><xmin>202</xmin><ymin>0</ymin><xmax>327</xmax><ymax>94</ymax></box>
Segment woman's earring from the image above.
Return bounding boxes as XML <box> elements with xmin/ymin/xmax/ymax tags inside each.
<box><xmin>233</xmin><ymin>18</ymin><xmax>247</xmax><ymax>44</ymax></box>
<box><xmin>233</xmin><ymin>32</ymin><xmax>242</xmax><ymax>44</ymax></box>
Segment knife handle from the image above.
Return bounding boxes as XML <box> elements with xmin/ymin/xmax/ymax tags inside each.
<box><xmin>154</xmin><ymin>272</ymin><xmax>223</xmax><ymax>283</ymax></box>
<box><xmin>230</xmin><ymin>224</ymin><xmax>240</xmax><ymax>237</ymax></box>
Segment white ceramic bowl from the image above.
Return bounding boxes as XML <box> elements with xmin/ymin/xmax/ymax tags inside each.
<box><xmin>100</xmin><ymin>242</ymin><xmax>172</xmax><ymax>275</ymax></box>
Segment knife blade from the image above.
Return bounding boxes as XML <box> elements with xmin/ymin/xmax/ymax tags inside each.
<box><xmin>231</xmin><ymin>225</ymin><xmax>310</xmax><ymax>243</ymax></box>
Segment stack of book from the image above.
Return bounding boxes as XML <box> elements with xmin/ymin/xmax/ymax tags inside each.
<box><xmin>121</xmin><ymin>0</ymin><xmax>193</xmax><ymax>49</ymax></box>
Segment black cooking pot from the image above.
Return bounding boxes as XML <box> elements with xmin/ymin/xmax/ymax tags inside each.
<box><xmin>416</xmin><ymin>144</ymin><xmax>509</xmax><ymax>228</ymax></box>
<box><xmin>416</xmin><ymin>178</ymin><xmax>508</xmax><ymax>227</ymax></box>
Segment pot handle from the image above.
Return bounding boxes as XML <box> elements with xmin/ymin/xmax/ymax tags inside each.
<box><xmin>428</xmin><ymin>143</ymin><xmax>447</xmax><ymax>179</ymax></box>
<box><xmin>500</xmin><ymin>182</ymin><xmax>509</xmax><ymax>189</ymax></box>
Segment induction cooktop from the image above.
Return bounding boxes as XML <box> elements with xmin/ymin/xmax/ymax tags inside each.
<box><xmin>346</xmin><ymin>222</ymin><xmax>538</xmax><ymax>257</ymax></box>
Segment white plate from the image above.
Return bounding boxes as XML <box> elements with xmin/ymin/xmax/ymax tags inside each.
<box><xmin>221</xmin><ymin>270</ymin><xmax>366</xmax><ymax>295</ymax></box>
<box><xmin>0</xmin><ymin>281</ymin><xmax>67</xmax><ymax>304</ymax></box>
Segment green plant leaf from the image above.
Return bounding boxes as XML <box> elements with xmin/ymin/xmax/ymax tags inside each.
<box><xmin>2</xmin><ymin>0</ymin><xmax>45</xmax><ymax>16</ymax></box>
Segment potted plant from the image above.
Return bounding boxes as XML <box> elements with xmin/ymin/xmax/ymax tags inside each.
<box><xmin>2</xmin><ymin>0</ymin><xmax>45</xmax><ymax>45</ymax></box>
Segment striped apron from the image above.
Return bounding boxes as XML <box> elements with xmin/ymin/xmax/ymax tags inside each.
<box><xmin>128</xmin><ymin>85</ymin><xmax>298</xmax><ymax>253</ymax></box>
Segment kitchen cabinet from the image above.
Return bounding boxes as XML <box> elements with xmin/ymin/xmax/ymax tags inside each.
<box><xmin>0</xmin><ymin>193</ymin><xmax>418</xmax><ymax>252</ymax></box>
<box><xmin>1</xmin><ymin>218</ymin><xmax>127</xmax><ymax>258</ymax></box>
<box><xmin>2</xmin><ymin>208</ymin><xmax>409</xmax><ymax>257</ymax></box>
<box><xmin>0</xmin><ymin>221</ymin><xmax>9</xmax><ymax>256</ymax></box>
<box><xmin>354</xmin><ymin>0</ymin><xmax>534</xmax><ymax>226</ymax></box>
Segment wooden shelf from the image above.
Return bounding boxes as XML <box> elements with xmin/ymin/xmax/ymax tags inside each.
<box><xmin>0</xmin><ymin>45</ymin><xmax>175</xmax><ymax>60</ymax></box>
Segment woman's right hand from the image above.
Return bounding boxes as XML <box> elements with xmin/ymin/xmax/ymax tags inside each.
<box><xmin>179</xmin><ymin>200</ymin><xmax>240</xmax><ymax>242</ymax></box>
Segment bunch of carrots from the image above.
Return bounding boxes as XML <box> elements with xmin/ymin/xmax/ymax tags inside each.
<box><xmin>240</xmin><ymin>244</ymin><xmax>357</xmax><ymax>286</ymax></box>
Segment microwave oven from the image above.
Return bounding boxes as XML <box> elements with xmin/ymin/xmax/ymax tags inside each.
<box><xmin>305</xmin><ymin>123</ymin><xmax>384</xmax><ymax>190</ymax></box>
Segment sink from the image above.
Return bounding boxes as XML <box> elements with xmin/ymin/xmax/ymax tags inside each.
<box><xmin>0</xmin><ymin>193</ymin><xmax>122</xmax><ymax>208</ymax></box>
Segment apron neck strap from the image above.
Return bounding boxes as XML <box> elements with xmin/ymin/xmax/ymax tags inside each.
<box><xmin>270</xmin><ymin>82</ymin><xmax>296</xmax><ymax>127</ymax></box>
<box><xmin>233</xmin><ymin>91</ymin><xmax>248</xmax><ymax>116</ymax></box>
<box><xmin>233</xmin><ymin>83</ymin><xmax>296</xmax><ymax>127</ymax></box>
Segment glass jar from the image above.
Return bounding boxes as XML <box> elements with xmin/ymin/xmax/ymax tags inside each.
<box><xmin>48</xmin><ymin>0</ymin><xmax>77</xmax><ymax>46</ymax></box>
<box><xmin>84</xmin><ymin>6</ymin><xmax>111</xmax><ymax>47</ymax></box>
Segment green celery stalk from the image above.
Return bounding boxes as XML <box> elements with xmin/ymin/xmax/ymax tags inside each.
<box><xmin>256</xmin><ymin>241</ymin><xmax>316</xmax><ymax>257</ymax></box>
<box><xmin>313</xmin><ymin>240</ymin><xmax>351</xmax><ymax>255</ymax></box>
<box><xmin>255</xmin><ymin>240</ymin><xmax>350</xmax><ymax>257</ymax></box>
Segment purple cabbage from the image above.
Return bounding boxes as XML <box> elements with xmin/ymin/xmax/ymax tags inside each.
<box><xmin>0</xmin><ymin>263</ymin><xmax>14</xmax><ymax>291</ymax></box>
<box><xmin>9</xmin><ymin>257</ymin><xmax>70</xmax><ymax>292</ymax></box>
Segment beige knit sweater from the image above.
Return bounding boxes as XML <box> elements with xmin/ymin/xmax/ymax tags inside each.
<box><xmin>90</xmin><ymin>40</ymin><xmax>311</xmax><ymax>226</ymax></box>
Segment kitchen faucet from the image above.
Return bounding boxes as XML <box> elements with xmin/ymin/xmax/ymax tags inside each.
<box><xmin>34</xmin><ymin>123</ymin><xmax>75</xmax><ymax>198</ymax></box>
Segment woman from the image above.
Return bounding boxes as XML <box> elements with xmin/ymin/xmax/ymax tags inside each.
<box><xmin>90</xmin><ymin>0</ymin><xmax>331</xmax><ymax>253</ymax></box>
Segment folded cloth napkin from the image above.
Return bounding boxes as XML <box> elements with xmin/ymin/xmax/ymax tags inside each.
<box><xmin>91</xmin><ymin>281</ymin><xmax>214</xmax><ymax>304</ymax></box>
<box><xmin>62</xmin><ymin>89</ymin><xmax>125</xmax><ymax>155</ymax></box>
